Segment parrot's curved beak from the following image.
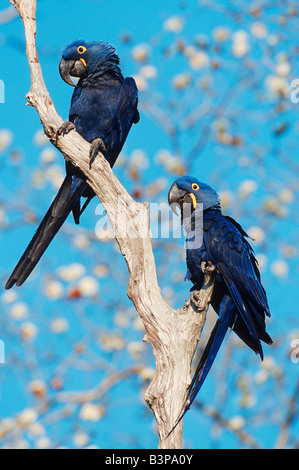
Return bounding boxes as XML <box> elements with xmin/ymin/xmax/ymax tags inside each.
<box><xmin>59</xmin><ymin>58</ymin><xmax>87</xmax><ymax>86</ymax></box>
<box><xmin>168</xmin><ymin>183</ymin><xmax>197</xmax><ymax>216</ymax></box>
<box><xmin>168</xmin><ymin>183</ymin><xmax>188</xmax><ymax>215</ymax></box>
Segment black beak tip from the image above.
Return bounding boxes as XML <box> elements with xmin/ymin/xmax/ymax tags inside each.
<box><xmin>59</xmin><ymin>58</ymin><xmax>76</xmax><ymax>87</ymax></box>
<box><xmin>169</xmin><ymin>202</ymin><xmax>179</xmax><ymax>216</ymax></box>
<box><xmin>168</xmin><ymin>183</ymin><xmax>177</xmax><ymax>205</ymax></box>
<box><xmin>168</xmin><ymin>183</ymin><xmax>181</xmax><ymax>216</ymax></box>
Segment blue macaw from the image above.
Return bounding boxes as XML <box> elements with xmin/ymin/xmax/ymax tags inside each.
<box><xmin>168</xmin><ymin>176</ymin><xmax>272</xmax><ymax>416</ymax></box>
<box><xmin>6</xmin><ymin>39</ymin><xmax>139</xmax><ymax>289</ymax></box>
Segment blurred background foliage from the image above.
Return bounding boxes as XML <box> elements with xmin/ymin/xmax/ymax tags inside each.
<box><xmin>0</xmin><ymin>0</ymin><xmax>298</xmax><ymax>449</ymax></box>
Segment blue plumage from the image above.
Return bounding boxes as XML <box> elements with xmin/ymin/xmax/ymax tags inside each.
<box><xmin>6</xmin><ymin>40</ymin><xmax>139</xmax><ymax>289</ymax></box>
<box><xmin>62</xmin><ymin>40</ymin><xmax>121</xmax><ymax>76</ymax></box>
<box><xmin>168</xmin><ymin>176</ymin><xmax>272</xmax><ymax>417</ymax></box>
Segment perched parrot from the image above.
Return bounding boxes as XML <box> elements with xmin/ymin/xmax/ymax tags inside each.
<box><xmin>6</xmin><ymin>39</ymin><xmax>139</xmax><ymax>289</ymax></box>
<box><xmin>168</xmin><ymin>175</ymin><xmax>272</xmax><ymax>417</ymax></box>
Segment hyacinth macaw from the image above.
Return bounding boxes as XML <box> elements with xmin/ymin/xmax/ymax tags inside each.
<box><xmin>168</xmin><ymin>175</ymin><xmax>272</xmax><ymax>417</ymax></box>
<box><xmin>6</xmin><ymin>39</ymin><xmax>139</xmax><ymax>289</ymax></box>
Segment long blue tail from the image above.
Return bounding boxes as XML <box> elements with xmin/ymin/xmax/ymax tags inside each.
<box><xmin>175</xmin><ymin>295</ymin><xmax>235</xmax><ymax>427</ymax></box>
<box><xmin>5</xmin><ymin>175</ymin><xmax>87</xmax><ymax>289</ymax></box>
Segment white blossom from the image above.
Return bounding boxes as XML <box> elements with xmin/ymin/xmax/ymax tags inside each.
<box><xmin>17</xmin><ymin>408</ymin><xmax>38</xmax><ymax>427</ymax></box>
<box><xmin>77</xmin><ymin>276</ymin><xmax>99</xmax><ymax>296</ymax></box>
<box><xmin>271</xmin><ymin>259</ymin><xmax>289</xmax><ymax>278</ymax></box>
<box><xmin>232</xmin><ymin>30</ymin><xmax>250</xmax><ymax>57</ymax></box>
<box><xmin>79</xmin><ymin>403</ymin><xmax>104</xmax><ymax>422</ymax></box>
<box><xmin>238</xmin><ymin>179</ymin><xmax>257</xmax><ymax>198</ymax></box>
<box><xmin>163</xmin><ymin>16</ymin><xmax>184</xmax><ymax>33</ymax></box>
<box><xmin>10</xmin><ymin>302</ymin><xmax>28</xmax><ymax>320</ymax></box>
<box><xmin>247</xmin><ymin>226</ymin><xmax>265</xmax><ymax>244</ymax></box>
<box><xmin>250</xmin><ymin>22</ymin><xmax>268</xmax><ymax>39</ymax></box>
<box><xmin>228</xmin><ymin>415</ymin><xmax>245</xmax><ymax>430</ymax></box>
<box><xmin>132</xmin><ymin>43</ymin><xmax>150</xmax><ymax>62</ymax></box>
<box><xmin>44</xmin><ymin>280</ymin><xmax>64</xmax><ymax>300</ymax></box>
<box><xmin>57</xmin><ymin>263</ymin><xmax>86</xmax><ymax>282</ymax></box>
<box><xmin>0</xmin><ymin>129</ymin><xmax>13</xmax><ymax>152</ymax></box>
<box><xmin>50</xmin><ymin>317</ymin><xmax>69</xmax><ymax>333</ymax></box>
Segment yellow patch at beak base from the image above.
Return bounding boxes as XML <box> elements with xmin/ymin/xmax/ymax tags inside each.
<box><xmin>80</xmin><ymin>58</ymin><xmax>87</xmax><ymax>67</ymax></box>
<box><xmin>189</xmin><ymin>193</ymin><xmax>197</xmax><ymax>209</ymax></box>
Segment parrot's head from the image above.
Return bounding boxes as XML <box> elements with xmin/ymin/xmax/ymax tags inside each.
<box><xmin>59</xmin><ymin>39</ymin><xmax>120</xmax><ymax>86</ymax></box>
<box><xmin>168</xmin><ymin>176</ymin><xmax>220</xmax><ymax>216</ymax></box>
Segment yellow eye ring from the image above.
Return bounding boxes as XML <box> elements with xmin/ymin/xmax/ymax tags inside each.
<box><xmin>192</xmin><ymin>183</ymin><xmax>199</xmax><ymax>191</ymax></box>
<box><xmin>77</xmin><ymin>45</ymin><xmax>87</xmax><ymax>54</ymax></box>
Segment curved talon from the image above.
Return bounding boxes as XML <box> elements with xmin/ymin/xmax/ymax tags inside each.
<box><xmin>56</xmin><ymin>121</ymin><xmax>76</xmax><ymax>145</ymax></box>
<box><xmin>190</xmin><ymin>291</ymin><xmax>203</xmax><ymax>309</ymax></box>
<box><xmin>89</xmin><ymin>138</ymin><xmax>107</xmax><ymax>168</ymax></box>
<box><xmin>201</xmin><ymin>261</ymin><xmax>216</xmax><ymax>275</ymax></box>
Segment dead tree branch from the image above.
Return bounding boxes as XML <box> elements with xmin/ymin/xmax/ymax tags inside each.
<box><xmin>10</xmin><ymin>0</ymin><xmax>215</xmax><ymax>449</ymax></box>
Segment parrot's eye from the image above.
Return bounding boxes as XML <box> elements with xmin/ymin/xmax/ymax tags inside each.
<box><xmin>192</xmin><ymin>183</ymin><xmax>199</xmax><ymax>191</ymax></box>
<box><xmin>77</xmin><ymin>46</ymin><xmax>87</xmax><ymax>54</ymax></box>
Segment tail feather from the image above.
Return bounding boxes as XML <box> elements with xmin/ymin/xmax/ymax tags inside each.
<box><xmin>178</xmin><ymin>295</ymin><xmax>236</xmax><ymax>423</ymax></box>
<box><xmin>5</xmin><ymin>175</ymin><xmax>87</xmax><ymax>289</ymax></box>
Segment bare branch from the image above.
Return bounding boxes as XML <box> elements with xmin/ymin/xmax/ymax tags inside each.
<box><xmin>10</xmin><ymin>0</ymin><xmax>215</xmax><ymax>449</ymax></box>
<box><xmin>275</xmin><ymin>379</ymin><xmax>299</xmax><ymax>449</ymax></box>
<box><xmin>195</xmin><ymin>402</ymin><xmax>262</xmax><ymax>449</ymax></box>
<box><xmin>54</xmin><ymin>366</ymin><xmax>143</xmax><ymax>404</ymax></box>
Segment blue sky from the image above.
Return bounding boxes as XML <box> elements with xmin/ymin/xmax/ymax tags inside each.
<box><xmin>0</xmin><ymin>0</ymin><xmax>299</xmax><ymax>449</ymax></box>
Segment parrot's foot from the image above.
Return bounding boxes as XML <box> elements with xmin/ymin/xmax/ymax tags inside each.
<box><xmin>201</xmin><ymin>260</ymin><xmax>216</xmax><ymax>275</ymax></box>
<box><xmin>190</xmin><ymin>291</ymin><xmax>204</xmax><ymax>310</ymax></box>
<box><xmin>56</xmin><ymin>121</ymin><xmax>76</xmax><ymax>144</ymax></box>
<box><xmin>89</xmin><ymin>138</ymin><xmax>107</xmax><ymax>169</ymax></box>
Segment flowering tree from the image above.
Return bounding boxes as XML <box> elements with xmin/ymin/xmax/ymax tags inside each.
<box><xmin>0</xmin><ymin>0</ymin><xmax>298</xmax><ymax>449</ymax></box>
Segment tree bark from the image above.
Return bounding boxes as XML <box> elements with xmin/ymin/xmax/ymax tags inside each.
<box><xmin>10</xmin><ymin>0</ymin><xmax>215</xmax><ymax>449</ymax></box>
